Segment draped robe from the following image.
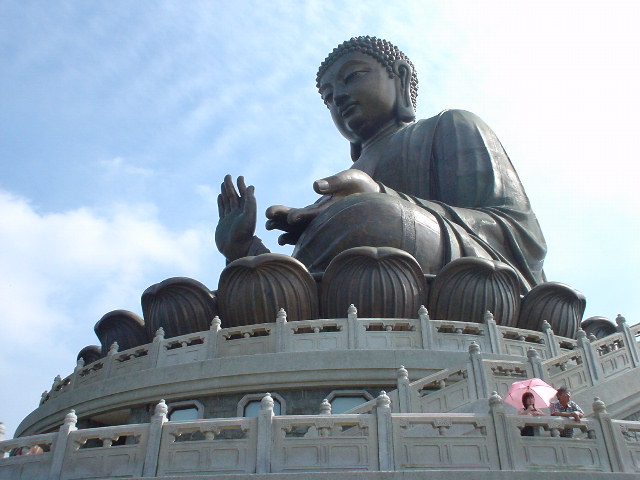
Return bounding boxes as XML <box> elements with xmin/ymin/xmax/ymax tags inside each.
<box><xmin>290</xmin><ymin>109</ymin><xmax>547</xmax><ymax>292</ymax></box>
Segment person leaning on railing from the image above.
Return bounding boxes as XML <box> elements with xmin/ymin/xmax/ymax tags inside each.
<box><xmin>550</xmin><ymin>386</ymin><xmax>584</xmax><ymax>437</ymax></box>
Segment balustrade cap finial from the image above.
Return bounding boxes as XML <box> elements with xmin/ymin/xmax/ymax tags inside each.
<box><xmin>108</xmin><ymin>341</ymin><xmax>119</xmax><ymax>354</ymax></box>
<box><xmin>576</xmin><ymin>328</ymin><xmax>586</xmax><ymax>340</ymax></box>
<box><xmin>155</xmin><ymin>399</ymin><xmax>168</xmax><ymax>417</ymax></box>
<box><xmin>261</xmin><ymin>392</ymin><xmax>274</xmax><ymax>411</ymax></box>
<box><xmin>154</xmin><ymin>327</ymin><xmax>165</xmax><ymax>340</ymax></box>
<box><xmin>64</xmin><ymin>409</ymin><xmax>78</xmax><ymax>425</ymax></box>
<box><xmin>376</xmin><ymin>391</ymin><xmax>391</xmax><ymax>408</ymax></box>
<box><xmin>211</xmin><ymin>316</ymin><xmax>222</xmax><ymax>328</ymax></box>
<box><xmin>397</xmin><ymin>365</ymin><xmax>409</xmax><ymax>380</ymax></box>
<box><xmin>347</xmin><ymin>304</ymin><xmax>357</xmax><ymax>315</ymax></box>
<box><xmin>541</xmin><ymin>320</ymin><xmax>552</xmax><ymax>331</ymax></box>
<box><xmin>418</xmin><ymin>305</ymin><xmax>429</xmax><ymax>318</ymax></box>
<box><xmin>593</xmin><ymin>397</ymin><xmax>607</xmax><ymax>414</ymax></box>
<box><xmin>468</xmin><ymin>341</ymin><xmax>480</xmax><ymax>354</ymax></box>
<box><xmin>588</xmin><ymin>333</ymin><xmax>597</xmax><ymax>343</ymax></box>
<box><xmin>483</xmin><ymin>310</ymin><xmax>494</xmax><ymax>323</ymax></box>
<box><xmin>526</xmin><ymin>347</ymin><xmax>539</xmax><ymax>359</ymax></box>
<box><xmin>319</xmin><ymin>398</ymin><xmax>331</xmax><ymax>415</ymax></box>
<box><xmin>276</xmin><ymin>308</ymin><xmax>287</xmax><ymax>321</ymax></box>
<box><xmin>76</xmin><ymin>357</ymin><xmax>85</xmax><ymax>369</ymax></box>
<box><xmin>489</xmin><ymin>391</ymin><xmax>503</xmax><ymax>406</ymax></box>
<box><xmin>616</xmin><ymin>314</ymin><xmax>626</xmax><ymax>326</ymax></box>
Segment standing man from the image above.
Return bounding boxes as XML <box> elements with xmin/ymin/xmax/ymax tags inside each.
<box><xmin>550</xmin><ymin>386</ymin><xmax>584</xmax><ymax>437</ymax></box>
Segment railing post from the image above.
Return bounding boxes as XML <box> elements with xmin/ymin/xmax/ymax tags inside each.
<box><xmin>256</xmin><ymin>393</ymin><xmax>274</xmax><ymax>474</ymax></box>
<box><xmin>527</xmin><ymin>347</ymin><xmax>545</xmax><ymax>380</ymax></box>
<box><xmin>347</xmin><ymin>304</ymin><xmax>359</xmax><ymax>349</ymax></box>
<box><xmin>418</xmin><ymin>305</ymin><xmax>434</xmax><ymax>350</ymax></box>
<box><xmin>149</xmin><ymin>328</ymin><xmax>165</xmax><ymax>367</ymax></box>
<box><xmin>48</xmin><ymin>410</ymin><xmax>77</xmax><ymax>480</ymax></box>
<box><xmin>206</xmin><ymin>316</ymin><xmax>222</xmax><ymax>359</ymax></box>
<box><xmin>375</xmin><ymin>391</ymin><xmax>394</xmax><ymax>471</ymax></box>
<box><xmin>467</xmin><ymin>342</ymin><xmax>488</xmax><ymax>399</ymax></box>
<box><xmin>542</xmin><ymin>320</ymin><xmax>559</xmax><ymax>358</ymax></box>
<box><xmin>577</xmin><ymin>328</ymin><xmax>602</xmax><ymax>385</ymax></box>
<box><xmin>102</xmin><ymin>342</ymin><xmax>119</xmax><ymax>378</ymax></box>
<box><xmin>70</xmin><ymin>358</ymin><xmax>84</xmax><ymax>391</ymax></box>
<box><xmin>319</xmin><ymin>398</ymin><xmax>332</xmax><ymax>415</ymax></box>
<box><xmin>275</xmin><ymin>308</ymin><xmax>287</xmax><ymax>353</ymax></box>
<box><xmin>142</xmin><ymin>399</ymin><xmax>168</xmax><ymax>477</ymax></box>
<box><xmin>396</xmin><ymin>365</ymin><xmax>412</xmax><ymax>413</ymax></box>
<box><xmin>484</xmin><ymin>311</ymin><xmax>504</xmax><ymax>354</ymax></box>
<box><xmin>616</xmin><ymin>314</ymin><xmax>639</xmax><ymax>367</ymax></box>
<box><xmin>0</xmin><ymin>422</ymin><xmax>5</xmax><ymax>441</ymax></box>
<box><xmin>592</xmin><ymin>397</ymin><xmax>626</xmax><ymax>472</ymax></box>
<box><xmin>488</xmin><ymin>392</ymin><xmax>514</xmax><ymax>470</ymax></box>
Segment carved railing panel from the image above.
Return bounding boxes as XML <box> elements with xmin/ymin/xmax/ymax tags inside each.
<box><xmin>157</xmin><ymin>418</ymin><xmax>257</xmax><ymax>476</ymax></box>
<box><xmin>215</xmin><ymin>325</ymin><xmax>275</xmax><ymax>358</ymax></box>
<box><xmin>392</xmin><ymin>413</ymin><xmax>498</xmax><ymax>470</ymax></box>
<box><xmin>507</xmin><ymin>415</ymin><xmax>609</xmax><ymax>472</ymax></box>
<box><xmin>430</xmin><ymin>320</ymin><xmax>489</xmax><ymax>352</ymax></box>
<box><xmin>359</xmin><ymin>318</ymin><xmax>421</xmax><ymax>350</ymax></box>
<box><xmin>544</xmin><ymin>349</ymin><xmax>590</xmax><ymax>393</ymax></box>
<box><xmin>286</xmin><ymin>319</ymin><xmax>349</xmax><ymax>352</ymax></box>
<box><xmin>499</xmin><ymin>326</ymin><xmax>548</xmax><ymax>358</ymax></box>
<box><xmin>484</xmin><ymin>360</ymin><xmax>531</xmax><ymax>399</ymax></box>
<box><xmin>0</xmin><ymin>432</ymin><xmax>55</xmax><ymax>480</ymax></box>
<box><xmin>613</xmin><ymin>420</ymin><xmax>640</xmax><ymax>472</ymax></box>
<box><xmin>112</xmin><ymin>347</ymin><xmax>151</xmax><ymax>375</ymax></box>
<box><xmin>592</xmin><ymin>332</ymin><xmax>633</xmax><ymax>378</ymax></box>
<box><xmin>158</xmin><ymin>333</ymin><xmax>207</xmax><ymax>367</ymax></box>
<box><xmin>272</xmin><ymin>414</ymin><xmax>377</xmax><ymax>472</ymax></box>
<box><xmin>61</xmin><ymin>424</ymin><xmax>148</xmax><ymax>479</ymax></box>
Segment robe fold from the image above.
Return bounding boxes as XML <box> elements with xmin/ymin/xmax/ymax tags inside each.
<box><xmin>291</xmin><ymin>109</ymin><xmax>547</xmax><ymax>292</ymax></box>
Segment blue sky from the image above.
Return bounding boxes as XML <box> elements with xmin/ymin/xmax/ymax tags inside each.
<box><xmin>1</xmin><ymin>1</ymin><xmax>639</xmax><ymax>438</ymax></box>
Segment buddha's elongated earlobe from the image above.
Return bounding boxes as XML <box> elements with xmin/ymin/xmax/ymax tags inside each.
<box><xmin>350</xmin><ymin>142</ymin><xmax>362</xmax><ymax>162</ymax></box>
<box><xmin>393</xmin><ymin>59</ymin><xmax>415</xmax><ymax>123</ymax></box>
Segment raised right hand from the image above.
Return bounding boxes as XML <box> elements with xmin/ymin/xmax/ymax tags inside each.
<box><xmin>215</xmin><ymin>175</ymin><xmax>257</xmax><ymax>261</ymax></box>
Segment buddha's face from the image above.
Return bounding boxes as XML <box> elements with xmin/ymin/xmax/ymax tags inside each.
<box><xmin>319</xmin><ymin>51</ymin><xmax>398</xmax><ymax>143</ymax></box>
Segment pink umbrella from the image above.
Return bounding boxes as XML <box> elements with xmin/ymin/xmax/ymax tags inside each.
<box><xmin>504</xmin><ymin>378</ymin><xmax>557</xmax><ymax>410</ymax></box>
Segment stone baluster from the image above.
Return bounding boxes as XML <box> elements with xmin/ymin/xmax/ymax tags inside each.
<box><xmin>418</xmin><ymin>305</ymin><xmax>434</xmax><ymax>350</ymax></box>
<box><xmin>256</xmin><ymin>393</ymin><xmax>274</xmax><ymax>474</ymax></box>
<box><xmin>488</xmin><ymin>392</ymin><xmax>514</xmax><ymax>470</ymax></box>
<box><xmin>142</xmin><ymin>399</ymin><xmax>168</xmax><ymax>477</ymax></box>
<box><xmin>275</xmin><ymin>308</ymin><xmax>287</xmax><ymax>353</ymax></box>
<box><xmin>149</xmin><ymin>328</ymin><xmax>165</xmax><ymax>368</ymax></box>
<box><xmin>396</xmin><ymin>365</ymin><xmax>412</xmax><ymax>413</ymax></box>
<box><xmin>375</xmin><ymin>391</ymin><xmax>394</xmax><ymax>471</ymax></box>
<box><xmin>616</xmin><ymin>314</ymin><xmax>639</xmax><ymax>368</ymax></box>
<box><xmin>70</xmin><ymin>357</ymin><xmax>85</xmax><ymax>391</ymax></box>
<box><xmin>592</xmin><ymin>397</ymin><xmax>625</xmax><ymax>472</ymax></box>
<box><xmin>0</xmin><ymin>422</ymin><xmax>5</xmax><ymax>441</ymax></box>
<box><xmin>542</xmin><ymin>320</ymin><xmax>559</xmax><ymax>358</ymax></box>
<box><xmin>527</xmin><ymin>347</ymin><xmax>545</xmax><ymax>380</ymax></box>
<box><xmin>347</xmin><ymin>304</ymin><xmax>359</xmax><ymax>349</ymax></box>
<box><xmin>319</xmin><ymin>398</ymin><xmax>331</xmax><ymax>415</ymax></box>
<box><xmin>484</xmin><ymin>310</ymin><xmax>504</xmax><ymax>354</ymax></box>
<box><xmin>206</xmin><ymin>316</ymin><xmax>222</xmax><ymax>360</ymax></box>
<box><xmin>577</xmin><ymin>328</ymin><xmax>602</xmax><ymax>385</ymax></box>
<box><xmin>467</xmin><ymin>342</ymin><xmax>487</xmax><ymax>400</ymax></box>
<box><xmin>48</xmin><ymin>410</ymin><xmax>77</xmax><ymax>480</ymax></box>
<box><xmin>102</xmin><ymin>342</ymin><xmax>119</xmax><ymax>378</ymax></box>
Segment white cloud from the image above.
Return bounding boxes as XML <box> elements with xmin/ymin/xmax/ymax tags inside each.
<box><xmin>0</xmin><ymin>190</ymin><xmax>211</xmax><ymax>437</ymax></box>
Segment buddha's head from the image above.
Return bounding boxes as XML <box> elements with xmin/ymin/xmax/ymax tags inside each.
<box><xmin>317</xmin><ymin>36</ymin><xmax>418</xmax><ymax>155</ymax></box>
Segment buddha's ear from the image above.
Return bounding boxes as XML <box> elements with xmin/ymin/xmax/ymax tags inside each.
<box><xmin>393</xmin><ymin>59</ymin><xmax>415</xmax><ymax>123</ymax></box>
<box><xmin>350</xmin><ymin>142</ymin><xmax>362</xmax><ymax>162</ymax></box>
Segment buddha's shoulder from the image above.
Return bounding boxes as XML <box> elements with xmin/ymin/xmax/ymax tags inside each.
<box><xmin>411</xmin><ymin>109</ymin><xmax>488</xmax><ymax>134</ymax></box>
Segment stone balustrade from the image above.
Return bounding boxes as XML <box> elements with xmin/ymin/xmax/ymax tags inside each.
<box><xmin>2</xmin><ymin>395</ymin><xmax>639</xmax><ymax>478</ymax></box>
<box><xmin>40</xmin><ymin>307</ymin><xmax>634</xmax><ymax>408</ymax></box>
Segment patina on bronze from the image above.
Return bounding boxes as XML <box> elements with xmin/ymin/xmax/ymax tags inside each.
<box><xmin>216</xmin><ymin>36</ymin><xmax>547</xmax><ymax>294</ymax></box>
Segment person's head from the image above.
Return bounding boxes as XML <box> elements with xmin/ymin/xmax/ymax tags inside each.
<box><xmin>556</xmin><ymin>386</ymin><xmax>571</xmax><ymax>406</ymax></box>
<box><xmin>522</xmin><ymin>392</ymin><xmax>535</xmax><ymax>408</ymax></box>
<box><xmin>316</xmin><ymin>36</ymin><xmax>418</xmax><ymax>152</ymax></box>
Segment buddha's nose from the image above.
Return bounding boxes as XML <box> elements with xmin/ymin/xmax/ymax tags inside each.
<box><xmin>333</xmin><ymin>91</ymin><xmax>349</xmax><ymax>107</ymax></box>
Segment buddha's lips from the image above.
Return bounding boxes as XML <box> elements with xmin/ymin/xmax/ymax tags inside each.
<box><xmin>340</xmin><ymin>103</ymin><xmax>358</xmax><ymax>117</ymax></box>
